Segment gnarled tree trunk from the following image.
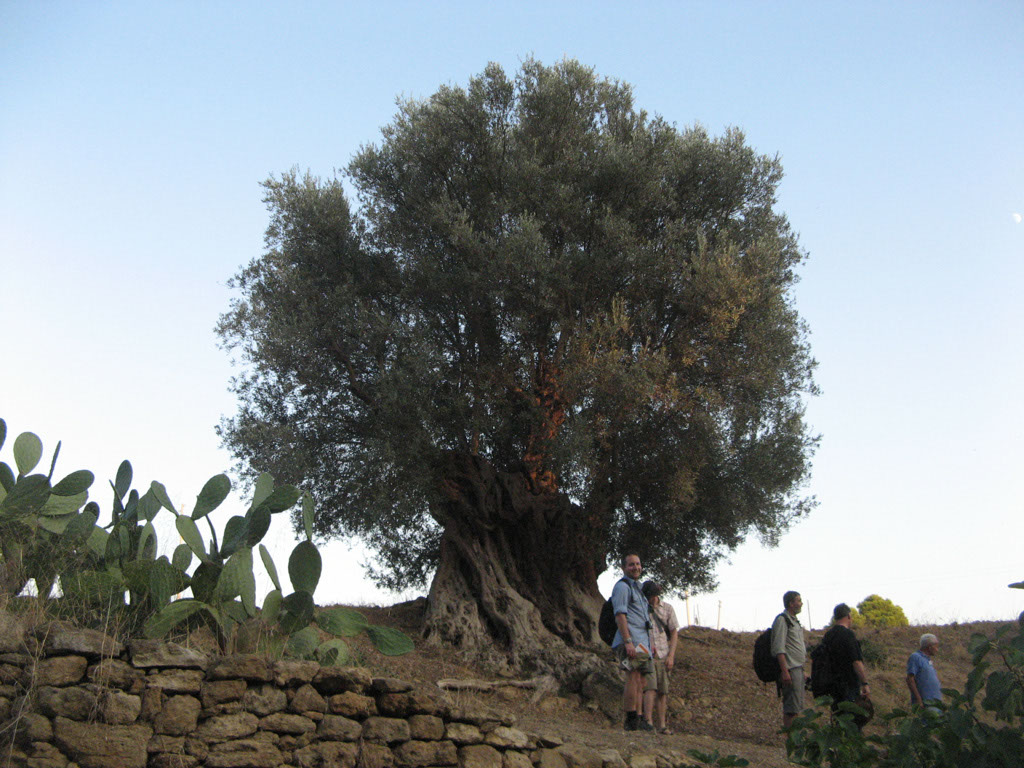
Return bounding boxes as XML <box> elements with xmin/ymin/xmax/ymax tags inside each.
<box><xmin>423</xmin><ymin>452</ymin><xmax>606</xmax><ymax>674</ymax></box>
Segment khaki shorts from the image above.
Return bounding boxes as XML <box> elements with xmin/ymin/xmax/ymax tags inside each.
<box><xmin>780</xmin><ymin>667</ymin><xmax>805</xmax><ymax>714</ymax></box>
<box><xmin>644</xmin><ymin>659</ymin><xmax>669</xmax><ymax>695</ymax></box>
<box><xmin>614</xmin><ymin>644</ymin><xmax>652</xmax><ymax>676</ymax></box>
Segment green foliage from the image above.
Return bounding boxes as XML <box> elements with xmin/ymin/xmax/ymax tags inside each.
<box><xmin>217</xmin><ymin>58</ymin><xmax>818</xmax><ymax>597</ymax></box>
<box><xmin>856</xmin><ymin>595</ymin><xmax>910</xmax><ymax>628</ymax></box>
<box><xmin>686</xmin><ymin>748</ymin><xmax>750</xmax><ymax>767</ymax></box>
<box><xmin>2</xmin><ymin>417</ymin><xmax>414</xmax><ymax>661</ymax></box>
<box><xmin>858</xmin><ymin>636</ymin><xmax>888</xmax><ymax>666</ymax></box>
<box><xmin>0</xmin><ymin>418</ymin><xmax>100</xmax><ymax>600</ymax></box>
<box><xmin>144</xmin><ymin>471</ymin><xmax>304</xmax><ymax>651</ymax></box>
<box><xmin>787</xmin><ymin>582</ymin><xmax>1024</xmax><ymax>768</ymax></box>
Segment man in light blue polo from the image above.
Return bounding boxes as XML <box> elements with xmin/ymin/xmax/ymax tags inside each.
<box><xmin>611</xmin><ymin>553</ymin><xmax>654</xmax><ymax>731</ymax></box>
<box><xmin>907</xmin><ymin>633</ymin><xmax>942</xmax><ymax>707</ymax></box>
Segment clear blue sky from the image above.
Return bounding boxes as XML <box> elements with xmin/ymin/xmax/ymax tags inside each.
<box><xmin>2</xmin><ymin>1</ymin><xmax>1022</xmax><ymax>630</ymax></box>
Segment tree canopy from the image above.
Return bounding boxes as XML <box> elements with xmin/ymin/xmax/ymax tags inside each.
<box><xmin>218</xmin><ymin>59</ymin><xmax>817</xmax><ymax>653</ymax></box>
<box><xmin>853</xmin><ymin>594</ymin><xmax>910</xmax><ymax>628</ymax></box>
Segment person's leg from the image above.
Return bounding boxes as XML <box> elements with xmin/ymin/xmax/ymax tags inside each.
<box><xmin>656</xmin><ymin>692</ymin><xmax>667</xmax><ymax>730</ymax></box>
<box><xmin>781</xmin><ymin>667</ymin><xmax>804</xmax><ymax>729</ymax></box>
<box><xmin>642</xmin><ymin>687</ymin><xmax>656</xmax><ymax>726</ymax></box>
<box><xmin>617</xmin><ymin>647</ymin><xmax>640</xmax><ymax>729</ymax></box>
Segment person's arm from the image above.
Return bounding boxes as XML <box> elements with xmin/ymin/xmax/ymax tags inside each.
<box><xmin>906</xmin><ymin>655</ymin><xmax>923</xmax><ymax>705</ymax></box>
<box><xmin>665</xmin><ymin>605</ymin><xmax>679</xmax><ymax>670</ymax></box>
<box><xmin>907</xmin><ymin>673</ymin><xmax>922</xmax><ymax>705</ymax></box>
<box><xmin>615</xmin><ymin>612</ymin><xmax>636</xmax><ymax>658</ymax></box>
<box><xmin>853</xmin><ymin>660</ymin><xmax>870</xmax><ymax>697</ymax></box>
<box><xmin>771</xmin><ymin>615</ymin><xmax>792</xmax><ymax>686</ymax></box>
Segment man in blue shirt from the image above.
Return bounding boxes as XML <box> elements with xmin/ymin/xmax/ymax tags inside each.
<box><xmin>611</xmin><ymin>553</ymin><xmax>654</xmax><ymax>731</ymax></box>
<box><xmin>907</xmin><ymin>633</ymin><xmax>942</xmax><ymax>707</ymax></box>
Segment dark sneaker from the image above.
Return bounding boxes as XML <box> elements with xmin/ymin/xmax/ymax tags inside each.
<box><xmin>638</xmin><ymin>719</ymin><xmax>655</xmax><ymax>732</ymax></box>
<box><xmin>624</xmin><ymin>717</ymin><xmax>638</xmax><ymax>731</ymax></box>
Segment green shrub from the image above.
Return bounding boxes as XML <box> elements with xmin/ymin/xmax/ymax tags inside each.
<box><xmin>858</xmin><ymin>635</ymin><xmax>888</xmax><ymax>666</ymax></box>
<box><xmin>856</xmin><ymin>594</ymin><xmax>909</xmax><ymax>628</ymax></box>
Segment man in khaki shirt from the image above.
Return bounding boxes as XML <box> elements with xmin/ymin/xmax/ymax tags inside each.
<box><xmin>771</xmin><ymin>590</ymin><xmax>806</xmax><ymax>728</ymax></box>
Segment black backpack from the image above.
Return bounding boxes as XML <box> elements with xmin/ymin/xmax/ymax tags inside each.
<box><xmin>810</xmin><ymin>630</ymin><xmax>837</xmax><ymax>699</ymax></box>
<box><xmin>597</xmin><ymin>578</ymin><xmax>630</xmax><ymax>645</ymax></box>
<box><xmin>753</xmin><ymin>613</ymin><xmax>787</xmax><ymax>683</ymax></box>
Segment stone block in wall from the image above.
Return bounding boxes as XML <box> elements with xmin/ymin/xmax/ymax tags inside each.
<box><xmin>87</xmin><ymin>658</ymin><xmax>143</xmax><ymax>691</ymax></box>
<box><xmin>1</xmin><ymin>661</ymin><xmax>25</xmax><ymax>684</ymax></box>
<box><xmin>313</xmin><ymin>665</ymin><xmax>372</xmax><ymax>694</ymax></box>
<box><xmin>328</xmin><ymin>690</ymin><xmax>377</xmax><ymax>718</ymax></box>
<box><xmin>194</xmin><ymin>711</ymin><xmax>259</xmax><ymax>742</ymax></box>
<box><xmin>153</xmin><ymin>694</ymin><xmax>201</xmax><ymax>735</ymax></box>
<box><xmin>376</xmin><ymin>692</ymin><xmax>415</xmax><ymax>717</ymax></box>
<box><xmin>294</xmin><ymin>740</ymin><xmax>359</xmax><ymax>768</ymax></box>
<box><xmin>289</xmin><ymin>682</ymin><xmax>328</xmax><ymax>714</ymax></box>
<box><xmin>362</xmin><ymin>715</ymin><xmax>412</xmax><ymax>744</ymax></box>
<box><xmin>371</xmin><ymin>676</ymin><xmax>414</xmax><ymax>694</ymax></box>
<box><xmin>273</xmin><ymin>659</ymin><xmax>320</xmax><ymax>687</ymax></box>
<box><xmin>445</xmin><ymin>721</ymin><xmax>483</xmax><ymax>745</ymax></box>
<box><xmin>316</xmin><ymin>713</ymin><xmax>361</xmax><ymax>741</ymax></box>
<box><xmin>555</xmin><ymin>742</ymin><xmax>604</xmax><ymax>768</ymax></box>
<box><xmin>148</xmin><ymin>734</ymin><xmax>185</xmax><ymax>753</ymax></box>
<box><xmin>98</xmin><ymin>688</ymin><xmax>141</xmax><ymax>725</ymax></box>
<box><xmin>534</xmin><ymin>749</ymin><xmax>568</xmax><ymax>768</ymax></box>
<box><xmin>14</xmin><ymin>711</ymin><xmax>53</xmax><ymax>743</ymax></box>
<box><xmin>35</xmin><ymin>684</ymin><xmax>98</xmax><ymax>720</ymax></box>
<box><xmin>395</xmin><ymin>739</ymin><xmax>458</xmax><ymax>767</ymax></box>
<box><xmin>150</xmin><ymin>753</ymin><xmax>201</xmax><ymax>768</ymax></box>
<box><xmin>484</xmin><ymin>726</ymin><xmax>532</xmax><ymax>750</ymax></box>
<box><xmin>359</xmin><ymin>742</ymin><xmax>396</xmax><ymax>768</ymax></box>
<box><xmin>128</xmin><ymin>640</ymin><xmax>209</xmax><ymax>670</ymax></box>
<box><xmin>140</xmin><ymin>686</ymin><xmax>163</xmax><ymax>720</ymax></box>
<box><xmin>208</xmin><ymin>655</ymin><xmax>272</xmax><ymax>682</ymax></box>
<box><xmin>409</xmin><ymin>713</ymin><xmax>445</xmax><ymax>740</ymax></box>
<box><xmin>0</xmin><ymin>695</ymin><xmax>10</xmax><ymax>722</ymax></box>
<box><xmin>184</xmin><ymin>735</ymin><xmax>209</xmax><ymax>761</ymax></box>
<box><xmin>459</xmin><ymin>743</ymin><xmax>503</xmax><ymax>768</ymax></box>
<box><xmin>504</xmin><ymin>750</ymin><xmax>534</xmax><ymax>768</ymax></box>
<box><xmin>259</xmin><ymin>711</ymin><xmax>316</xmax><ymax>734</ymax></box>
<box><xmin>377</xmin><ymin>690</ymin><xmax>444</xmax><ymax>717</ymax></box>
<box><xmin>147</xmin><ymin>668</ymin><xmax>204</xmax><ymax>693</ymax></box>
<box><xmin>242</xmin><ymin>682</ymin><xmax>287</xmax><ymax>715</ymax></box>
<box><xmin>625</xmin><ymin>755</ymin><xmax>656</xmax><ymax>768</ymax></box>
<box><xmin>0</xmin><ymin>609</ymin><xmax>27</xmax><ymax>653</ymax></box>
<box><xmin>448</xmin><ymin>703</ymin><xmax>513</xmax><ymax>727</ymax></box>
<box><xmin>52</xmin><ymin>716</ymin><xmax>152</xmax><ymax>768</ymax></box>
<box><xmin>33</xmin><ymin>655</ymin><xmax>87</xmax><ymax>686</ymax></box>
<box><xmin>202</xmin><ymin>700</ymin><xmax>244</xmax><ymax>717</ymax></box>
<box><xmin>204</xmin><ymin>736</ymin><xmax>284</xmax><ymax>768</ymax></box>
<box><xmin>597</xmin><ymin>749</ymin><xmax>627</xmax><ymax>768</ymax></box>
<box><xmin>201</xmin><ymin>679</ymin><xmax>247</xmax><ymax>708</ymax></box>
<box><xmin>37</xmin><ymin>622</ymin><xmax>124</xmax><ymax>660</ymax></box>
<box><xmin>21</xmin><ymin>740</ymin><xmax>66</xmax><ymax>768</ymax></box>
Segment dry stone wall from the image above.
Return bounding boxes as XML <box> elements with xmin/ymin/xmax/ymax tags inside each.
<box><xmin>0</xmin><ymin>618</ymin><xmax>666</xmax><ymax>768</ymax></box>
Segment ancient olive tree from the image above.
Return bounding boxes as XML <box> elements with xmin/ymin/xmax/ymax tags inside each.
<box><xmin>217</xmin><ymin>60</ymin><xmax>818</xmax><ymax>665</ymax></box>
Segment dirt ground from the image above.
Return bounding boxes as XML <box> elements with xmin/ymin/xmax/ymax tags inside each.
<box><xmin>347</xmin><ymin>600</ymin><xmax>1008</xmax><ymax>767</ymax></box>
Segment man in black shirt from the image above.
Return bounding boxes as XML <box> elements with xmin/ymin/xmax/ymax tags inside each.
<box><xmin>819</xmin><ymin>603</ymin><xmax>871</xmax><ymax>726</ymax></box>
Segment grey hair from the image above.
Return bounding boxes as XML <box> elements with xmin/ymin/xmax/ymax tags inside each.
<box><xmin>920</xmin><ymin>633</ymin><xmax>938</xmax><ymax>649</ymax></box>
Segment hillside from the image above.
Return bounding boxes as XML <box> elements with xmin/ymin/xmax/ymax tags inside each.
<box><xmin>348</xmin><ymin>599</ymin><xmax>1008</xmax><ymax>767</ymax></box>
